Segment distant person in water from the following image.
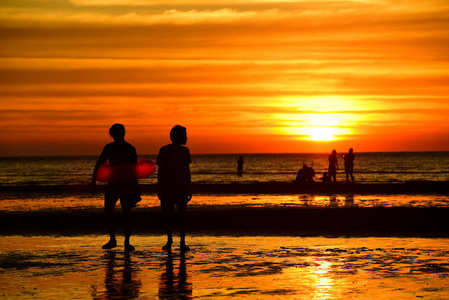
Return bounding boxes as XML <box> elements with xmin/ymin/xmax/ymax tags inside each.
<box><xmin>342</xmin><ymin>148</ymin><xmax>355</xmax><ymax>183</ymax></box>
<box><xmin>157</xmin><ymin>125</ymin><xmax>192</xmax><ymax>252</ymax></box>
<box><xmin>328</xmin><ymin>149</ymin><xmax>338</xmax><ymax>182</ymax></box>
<box><xmin>91</xmin><ymin>123</ymin><xmax>140</xmax><ymax>252</ymax></box>
<box><xmin>237</xmin><ymin>156</ymin><xmax>244</xmax><ymax>176</ymax></box>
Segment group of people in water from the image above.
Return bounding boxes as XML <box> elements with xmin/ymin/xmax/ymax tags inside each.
<box><xmin>295</xmin><ymin>148</ymin><xmax>355</xmax><ymax>184</ymax></box>
<box><xmin>91</xmin><ymin>124</ymin><xmax>191</xmax><ymax>253</ymax></box>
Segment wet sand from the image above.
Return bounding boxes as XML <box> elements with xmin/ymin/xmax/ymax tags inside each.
<box><xmin>1</xmin><ymin>235</ymin><xmax>448</xmax><ymax>299</ymax></box>
<box><xmin>1</xmin><ymin>182</ymin><xmax>448</xmax><ymax>298</ymax></box>
<box><xmin>2</xmin><ymin>181</ymin><xmax>449</xmax><ymax>195</ymax></box>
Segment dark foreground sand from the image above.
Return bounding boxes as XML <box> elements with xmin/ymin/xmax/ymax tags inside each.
<box><xmin>1</xmin><ymin>206</ymin><xmax>448</xmax><ymax>237</ymax></box>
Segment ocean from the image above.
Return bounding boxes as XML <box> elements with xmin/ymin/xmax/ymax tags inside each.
<box><xmin>1</xmin><ymin>152</ymin><xmax>448</xmax><ymax>186</ymax></box>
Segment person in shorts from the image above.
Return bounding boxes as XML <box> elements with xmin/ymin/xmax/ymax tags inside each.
<box><xmin>157</xmin><ymin>125</ymin><xmax>192</xmax><ymax>252</ymax></box>
<box><xmin>91</xmin><ymin>123</ymin><xmax>141</xmax><ymax>251</ymax></box>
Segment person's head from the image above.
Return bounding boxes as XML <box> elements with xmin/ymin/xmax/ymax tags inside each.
<box><xmin>349</xmin><ymin>148</ymin><xmax>353</xmax><ymax>153</ymax></box>
<box><xmin>332</xmin><ymin>149</ymin><xmax>337</xmax><ymax>155</ymax></box>
<box><xmin>109</xmin><ymin>123</ymin><xmax>125</xmax><ymax>141</ymax></box>
<box><xmin>170</xmin><ymin>125</ymin><xmax>187</xmax><ymax>145</ymax></box>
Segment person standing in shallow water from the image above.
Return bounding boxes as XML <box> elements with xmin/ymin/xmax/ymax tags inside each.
<box><xmin>157</xmin><ymin>125</ymin><xmax>192</xmax><ymax>252</ymax></box>
<box><xmin>237</xmin><ymin>156</ymin><xmax>244</xmax><ymax>177</ymax></box>
<box><xmin>328</xmin><ymin>149</ymin><xmax>338</xmax><ymax>182</ymax></box>
<box><xmin>91</xmin><ymin>124</ymin><xmax>140</xmax><ymax>252</ymax></box>
<box><xmin>343</xmin><ymin>148</ymin><xmax>355</xmax><ymax>183</ymax></box>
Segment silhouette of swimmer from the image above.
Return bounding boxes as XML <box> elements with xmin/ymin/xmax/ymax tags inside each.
<box><xmin>342</xmin><ymin>148</ymin><xmax>355</xmax><ymax>183</ymax></box>
<box><xmin>157</xmin><ymin>125</ymin><xmax>192</xmax><ymax>252</ymax></box>
<box><xmin>159</xmin><ymin>252</ymin><xmax>192</xmax><ymax>299</ymax></box>
<box><xmin>328</xmin><ymin>149</ymin><xmax>338</xmax><ymax>182</ymax></box>
<box><xmin>237</xmin><ymin>156</ymin><xmax>244</xmax><ymax>176</ymax></box>
<box><xmin>294</xmin><ymin>164</ymin><xmax>315</xmax><ymax>183</ymax></box>
<box><xmin>91</xmin><ymin>123</ymin><xmax>141</xmax><ymax>252</ymax></box>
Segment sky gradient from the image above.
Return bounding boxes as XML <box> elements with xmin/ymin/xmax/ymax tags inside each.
<box><xmin>1</xmin><ymin>0</ymin><xmax>449</xmax><ymax>156</ymax></box>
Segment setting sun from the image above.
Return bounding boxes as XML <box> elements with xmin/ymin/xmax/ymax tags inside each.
<box><xmin>307</xmin><ymin>127</ymin><xmax>335</xmax><ymax>141</ymax></box>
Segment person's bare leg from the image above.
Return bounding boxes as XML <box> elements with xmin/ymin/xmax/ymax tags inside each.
<box><xmin>123</xmin><ymin>207</ymin><xmax>135</xmax><ymax>252</ymax></box>
<box><xmin>103</xmin><ymin>208</ymin><xmax>117</xmax><ymax>249</ymax></box>
<box><xmin>162</xmin><ymin>202</ymin><xmax>174</xmax><ymax>251</ymax></box>
<box><xmin>178</xmin><ymin>201</ymin><xmax>190</xmax><ymax>253</ymax></box>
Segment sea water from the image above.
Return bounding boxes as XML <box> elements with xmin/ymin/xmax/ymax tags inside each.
<box><xmin>1</xmin><ymin>152</ymin><xmax>448</xmax><ymax>186</ymax></box>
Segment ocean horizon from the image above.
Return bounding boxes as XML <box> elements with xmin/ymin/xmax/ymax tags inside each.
<box><xmin>1</xmin><ymin>151</ymin><xmax>448</xmax><ymax>186</ymax></box>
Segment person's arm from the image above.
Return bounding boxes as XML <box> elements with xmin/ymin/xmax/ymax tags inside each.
<box><xmin>187</xmin><ymin>148</ymin><xmax>192</xmax><ymax>201</ymax></box>
<box><xmin>91</xmin><ymin>146</ymin><xmax>109</xmax><ymax>192</ymax></box>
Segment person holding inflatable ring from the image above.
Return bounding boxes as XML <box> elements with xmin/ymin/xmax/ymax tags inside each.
<box><xmin>91</xmin><ymin>123</ymin><xmax>141</xmax><ymax>252</ymax></box>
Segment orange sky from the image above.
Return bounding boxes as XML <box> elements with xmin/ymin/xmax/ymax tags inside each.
<box><xmin>1</xmin><ymin>0</ymin><xmax>449</xmax><ymax>156</ymax></box>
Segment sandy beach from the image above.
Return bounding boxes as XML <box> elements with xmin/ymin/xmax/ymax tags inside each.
<box><xmin>1</xmin><ymin>181</ymin><xmax>448</xmax><ymax>298</ymax></box>
<box><xmin>1</xmin><ymin>235</ymin><xmax>448</xmax><ymax>299</ymax></box>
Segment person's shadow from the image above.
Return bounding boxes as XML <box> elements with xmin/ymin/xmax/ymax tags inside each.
<box><xmin>159</xmin><ymin>252</ymin><xmax>193</xmax><ymax>299</ymax></box>
<box><xmin>99</xmin><ymin>251</ymin><xmax>142</xmax><ymax>299</ymax></box>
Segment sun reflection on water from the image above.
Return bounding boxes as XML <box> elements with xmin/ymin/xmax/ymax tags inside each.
<box><xmin>0</xmin><ymin>194</ymin><xmax>448</xmax><ymax>212</ymax></box>
<box><xmin>312</xmin><ymin>260</ymin><xmax>333</xmax><ymax>300</ymax></box>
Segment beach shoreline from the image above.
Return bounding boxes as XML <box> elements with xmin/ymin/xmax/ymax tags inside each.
<box><xmin>1</xmin><ymin>181</ymin><xmax>448</xmax><ymax>195</ymax></box>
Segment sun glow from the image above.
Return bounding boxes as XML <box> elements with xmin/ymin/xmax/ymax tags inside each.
<box><xmin>306</xmin><ymin>127</ymin><xmax>335</xmax><ymax>141</ymax></box>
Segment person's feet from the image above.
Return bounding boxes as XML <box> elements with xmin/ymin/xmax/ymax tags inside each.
<box><xmin>102</xmin><ymin>239</ymin><xmax>117</xmax><ymax>250</ymax></box>
<box><xmin>125</xmin><ymin>243</ymin><xmax>135</xmax><ymax>252</ymax></box>
<box><xmin>162</xmin><ymin>241</ymin><xmax>173</xmax><ymax>251</ymax></box>
<box><xmin>180</xmin><ymin>244</ymin><xmax>191</xmax><ymax>253</ymax></box>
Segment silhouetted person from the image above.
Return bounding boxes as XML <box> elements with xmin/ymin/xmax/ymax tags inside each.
<box><xmin>237</xmin><ymin>156</ymin><xmax>244</xmax><ymax>176</ymax></box>
<box><xmin>157</xmin><ymin>125</ymin><xmax>192</xmax><ymax>252</ymax></box>
<box><xmin>294</xmin><ymin>164</ymin><xmax>315</xmax><ymax>183</ymax></box>
<box><xmin>328</xmin><ymin>149</ymin><xmax>338</xmax><ymax>182</ymax></box>
<box><xmin>319</xmin><ymin>171</ymin><xmax>331</xmax><ymax>183</ymax></box>
<box><xmin>91</xmin><ymin>123</ymin><xmax>140</xmax><ymax>251</ymax></box>
<box><xmin>342</xmin><ymin>148</ymin><xmax>355</xmax><ymax>183</ymax></box>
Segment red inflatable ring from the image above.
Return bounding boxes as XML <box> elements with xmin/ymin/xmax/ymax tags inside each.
<box><xmin>96</xmin><ymin>158</ymin><xmax>156</xmax><ymax>182</ymax></box>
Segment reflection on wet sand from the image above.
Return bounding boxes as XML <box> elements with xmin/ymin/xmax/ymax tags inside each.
<box><xmin>93</xmin><ymin>251</ymin><xmax>142</xmax><ymax>299</ymax></box>
<box><xmin>159</xmin><ymin>252</ymin><xmax>192</xmax><ymax>299</ymax></box>
<box><xmin>1</xmin><ymin>193</ymin><xmax>448</xmax><ymax>212</ymax></box>
<box><xmin>300</xmin><ymin>194</ymin><xmax>357</xmax><ymax>208</ymax></box>
<box><xmin>0</xmin><ymin>236</ymin><xmax>448</xmax><ymax>299</ymax></box>
<box><xmin>312</xmin><ymin>259</ymin><xmax>333</xmax><ymax>299</ymax></box>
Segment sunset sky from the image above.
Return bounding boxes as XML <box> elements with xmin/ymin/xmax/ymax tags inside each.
<box><xmin>1</xmin><ymin>0</ymin><xmax>448</xmax><ymax>156</ymax></box>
